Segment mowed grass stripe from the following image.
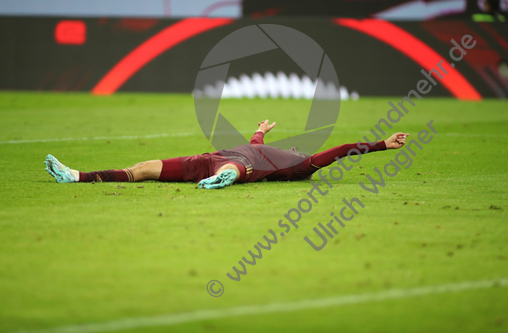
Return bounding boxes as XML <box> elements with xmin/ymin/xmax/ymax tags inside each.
<box><xmin>13</xmin><ymin>278</ymin><xmax>508</xmax><ymax>333</ymax></box>
<box><xmin>2</xmin><ymin>131</ymin><xmax>507</xmax><ymax>145</ymax></box>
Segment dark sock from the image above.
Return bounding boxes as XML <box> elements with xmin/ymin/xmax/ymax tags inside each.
<box><xmin>78</xmin><ymin>169</ymin><xmax>134</xmax><ymax>182</ymax></box>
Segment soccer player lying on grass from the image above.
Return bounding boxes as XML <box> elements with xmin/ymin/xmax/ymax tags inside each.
<box><xmin>45</xmin><ymin>120</ymin><xmax>408</xmax><ymax>189</ymax></box>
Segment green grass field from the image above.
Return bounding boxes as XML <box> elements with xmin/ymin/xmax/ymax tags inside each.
<box><xmin>0</xmin><ymin>92</ymin><xmax>507</xmax><ymax>333</ymax></box>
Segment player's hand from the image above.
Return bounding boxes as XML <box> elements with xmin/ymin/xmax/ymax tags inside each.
<box><xmin>257</xmin><ymin>120</ymin><xmax>276</xmax><ymax>134</ymax></box>
<box><xmin>385</xmin><ymin>132</ymin><xmax>409</xmax><ymax>149</ymax></box>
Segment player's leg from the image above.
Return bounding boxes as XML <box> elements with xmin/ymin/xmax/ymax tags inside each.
<box><xmin>75</xmin><ymin>160</ymin><xmax>163</xmax><ymax>182</ymax></box>
<box><xmin>198</xmin><ymin>163</ymin><xmax>240</xmax><ymax>189</ymax></box>
<box><xmin>45</xmin><ymin>154</ymin><xmax>164</xmax><ymax>183</ymax></box>
<box><xmin>127</xmin><ymin>160</ymin><xmax>163</xmax><ymax>181</ymax></box>
<box><xmin>215</xmin><ymin>163</ymin><xmax>240</xmax><ymax>178</ymax></box>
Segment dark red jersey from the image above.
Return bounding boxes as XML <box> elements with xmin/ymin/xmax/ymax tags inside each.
<box><xmin>214</xmin><ymin>132</ymin><xmax>314</xmax><ymax>182</ymax></box>
<box><xmin>176</xmin><ymin>131</ymin><xmax>386</xmax><ymax>183</ymax></box>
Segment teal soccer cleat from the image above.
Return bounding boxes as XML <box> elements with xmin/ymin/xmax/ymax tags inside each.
<box><xmin>45</xmin><ymin>154</ymin><xmax>76</xmax><ymax>183</ymax></box>
<box><xmin>198</xmin><ymin>169</ymin><xmax>237</xmax><ymax>189</ymax></box>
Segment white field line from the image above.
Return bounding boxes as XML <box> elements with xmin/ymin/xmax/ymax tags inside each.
<box><xmin>13</xmin><ymin>278</ymin><xmax>508</xmax><ymax>333</ymax></box>
<box><xmin>1</xmin><ymin>130</ymin><xmax>506</xmax><ymax>145</ymax></box>
<box><xmin>0</xmin><ymin>132</ymin><xmax>197</xmax><ymax>145</ymax></box>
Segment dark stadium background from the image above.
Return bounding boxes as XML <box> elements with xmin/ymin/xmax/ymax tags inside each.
<box><xmin>0</xmin><ymin>0</ymin><xmax>507</xmax><ymax>98</ymax></box>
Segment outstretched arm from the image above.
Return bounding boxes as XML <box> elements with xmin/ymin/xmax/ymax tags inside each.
<box><xmin>310</xmin><ymin>132</ymin><xmax>409</xmax><ymax>168</ymax></box>
<box><xmin>250</xmin><ymin>119</ymin><xmax>276</xmax><ymax>144</ymax></box>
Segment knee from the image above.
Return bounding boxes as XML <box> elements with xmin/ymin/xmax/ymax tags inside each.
<box><xmin>132</xmin><ymin>162</ymin><xmax>146</xmax><ymax>169</ymax></box>
<box><xmin>130</xmin><ymin>162</ymin><xmax>149</xmax><ymax>181</ymax></box>
<box><xmin>216</xmin><ymin>163</ymin><xmax>240</xmax><ymax>182</ymax></box>
<box><xmin>131</xmin><ymin>160</ymin><xmax>162</xmax><ymax>181</ymax></box>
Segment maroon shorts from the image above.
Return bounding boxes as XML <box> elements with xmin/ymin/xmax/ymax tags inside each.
<box><xmin>159</xmin><ymin>157</ymin><xmax>184</xmax><ymax>182</ymax></box>
<box><xmin>159</xmin><ymin>155</ymin><xmax>245</xmax><ymax>183</ymax></box>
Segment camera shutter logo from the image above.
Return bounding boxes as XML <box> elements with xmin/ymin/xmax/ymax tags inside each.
<box><xmin>194</xmin><ymin>24</ymin><xmax>340</xmax><ymax>170</ymax></box>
